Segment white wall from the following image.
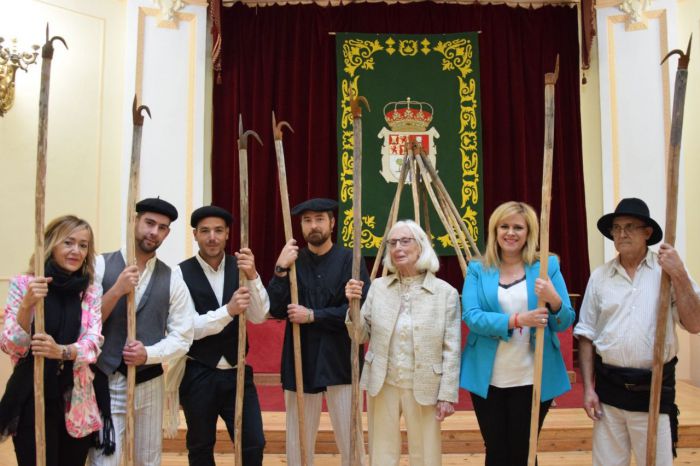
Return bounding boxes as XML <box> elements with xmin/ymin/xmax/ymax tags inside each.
<box><xmin>0</xmin><ymin>0</ymin><xmax>210</xmax><ymax>391</ymax></box>
<box><xmin>587</xmin><ymin>0</ymin><xmax>700</xmax><ymax>382</ymax></box>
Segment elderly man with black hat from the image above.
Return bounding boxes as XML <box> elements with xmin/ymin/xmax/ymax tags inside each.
<box><xmin>574</xmin><ymin>197</ymin><xmax>700</xmax><ymax>466</ymax></box>
<box><xmin>89</xmin><ymin>197</ymin><xmax>195</xmax><ymax>466</ymax></box>
<box><xmin>171</xmin><ymin>205</ymin><xmax>269</xmax><ymax>466</ymax></box>
<box><xmin>267</xmin><ymin>197</ymin><xmax>370</xmax><ymax>466</ymax></box>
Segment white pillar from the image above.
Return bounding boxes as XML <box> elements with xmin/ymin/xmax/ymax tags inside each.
<box><xmin>122</xmin><ymin>0</ymin><xmax>209</xmax><ymax>264</ymax></box>
<box><xmin>595</xmin><ymin>0</ymin><xmax>693</xmax><ymax>379</ymax></box>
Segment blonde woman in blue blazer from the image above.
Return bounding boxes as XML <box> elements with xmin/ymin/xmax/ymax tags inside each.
<box><xmin>460</xmin><ymin>201</ymin><xmax>575</xmax><ymax>466</ymax></box>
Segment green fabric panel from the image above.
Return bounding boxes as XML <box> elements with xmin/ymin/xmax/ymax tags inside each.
<box><xmin>336</xmin><ymin>32</ymin><xmax>484</xmax><ymax>256</ymax></box>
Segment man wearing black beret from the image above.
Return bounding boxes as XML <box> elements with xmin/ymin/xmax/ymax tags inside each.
<box><xmin>268</xmin><ymin>197</ymin><xmax>370</xmax><ymax>466</ymax></box>
<box><xmin>90</xmin><ymin>197</ymin><xmax>195</xmax><ymax>466</ymax></box>
<box><xmin>575</xmin><ymin>198</ymin><xmax>700</xmax><ymax>465</ymax></box>
<box><xmin>171</xmin><ymin>205</ymin><xmax>269</xmax><ymax>465</ymax></box>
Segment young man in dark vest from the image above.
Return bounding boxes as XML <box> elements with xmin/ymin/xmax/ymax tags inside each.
<box><xmin>268</xmin><ymin>198</ymin><xmax>370</xmax><ymax>466</ymax></box>
<box><xmin>174</xmin><ymin>205</ymin><xmax>268</xmax><ymax>465</ymax></box>
<box><xmin>89</xmin><ymin>198</ymin><xmax>195</xmax><ymax>466</ymax></box>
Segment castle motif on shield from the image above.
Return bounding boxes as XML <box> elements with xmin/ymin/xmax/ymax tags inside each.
<box><xmin>378</xmin><ymin>98</ymin><xmax>440</xmax><ymax>184</ymax></box>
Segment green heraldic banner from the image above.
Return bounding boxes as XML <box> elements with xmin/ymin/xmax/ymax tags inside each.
<box><xmin>336</xmin><ymin>32</ymin><xmax>484</xmax><ymax>256</ymax></box>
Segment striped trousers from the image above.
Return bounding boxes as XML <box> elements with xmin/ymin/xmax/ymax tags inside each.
<box><xmin>284</xmin><ymin>385</ymin><xmax>366</xmax><ymax>466</ymax></box>
<box><xmin>88</xmin><ymin>372</ymin><xmax>164</xmax><ymax>466</ymax></box>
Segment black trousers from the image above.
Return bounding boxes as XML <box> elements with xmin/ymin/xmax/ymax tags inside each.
<box><xmin>12</xmin><ymin>397</ymin><xmax>92</xmax><ymax>466</ymax></box>
<box><xmin>180</xmin><ymin>359</ymin><xmax>265</xmax><ymax>466</ymax></box>
<box><xmin>470</xmin><ymin>385</ymin><xmax>553</xmax><ymax>466</ymax></box>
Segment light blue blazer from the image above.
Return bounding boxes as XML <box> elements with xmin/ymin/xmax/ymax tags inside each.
<box><xmin>459</xmin><ymin>255</ymin><xmax>575</xmax><ymax>401</ymax></box>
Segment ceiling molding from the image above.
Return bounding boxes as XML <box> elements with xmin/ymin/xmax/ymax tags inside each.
<box><xmin>223</xmin><ymin>0</ymin><xmax>579</xmax><ymax>8</ymax></box>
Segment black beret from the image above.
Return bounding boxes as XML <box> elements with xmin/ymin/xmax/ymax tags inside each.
<box><xmin>191</xmin><ymin>205</ymin><xmax>233</xmax><ymax>228</ymax></box>
<box><xmin>135</xmin><ymin>197</ymin><xmax>178</xmax><ymax>222</ymax></box>
<box><xmin>291</xmin><ymin>198</ymin><xmax>338</xmax><ymax>216</ymax></box>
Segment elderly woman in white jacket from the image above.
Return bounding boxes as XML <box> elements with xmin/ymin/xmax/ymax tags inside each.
<box><xmin>345</xmin><ymin>219</ymin><xmax>461</xmax><ymax>466</ymax></box>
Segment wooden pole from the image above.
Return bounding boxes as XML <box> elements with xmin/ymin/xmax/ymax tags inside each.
<box><xmin>272</xmin><ymin>112</ymin><xmax>308</xmax><ymax>466</ymax></box>
<box><xmin>349</xmin><ymin>96</ymin><xmax>369</xmax><ymax>465</ymax></box>
<box><xmin>409</xmin><ymin>150</ymin><xmax>421</xmax><ymax>224</ymax></box>
<box><xmin>416</xmin><ymin>147</ymin><xmax>481</xmax><ymax>259</ymax></box>
<box><xmin>33</xmin><ymin>26</ymin><xmax>67</xmax><ymax>466</ymax></box>
<box><xmin>410</xmin><ymin>140</ymin><xmax>479</xmax><ymax>261</ymax></box>
<box><xmin>125</xmin><ymin>96</ymin><xmax>150</xmax><ymax>466</ymax></box>
<box><xmin>646</xmin><ymin>37</ymin><xmax>692</xmax><ymax>466</ymax></box>
<box><xmin>369</xmin><ymin>154</ymin><xmax>411</xmax><ymax>280</ymax></box>
<box><xmin>419</xmin><ymin>171</ymin><xmax>432</xmax><ymax>240</ymax></box>
<box><xmin>528</xmin><ymin>56</ymin><xmax>559</xmax><ymax>466</ymax></box>
<box><xmin>437</xmin><ymin>189</ymin><xmax>472</xmax><ymax>262</ymax></box>
<box><xmin>235</xmin><ymin>115</ymin><xmax>262</xmax><ymax>465</ymax></box>
<box><xmin>413</xmin><ymin>153</ymin><xmax>467</xmax><ymax>277</ymax></box>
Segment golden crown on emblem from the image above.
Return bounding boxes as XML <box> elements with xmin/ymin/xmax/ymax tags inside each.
<box><xmin>383</xmin><ymin>97</ymin><xmax>434</xmax><ymax>132</ymax></box>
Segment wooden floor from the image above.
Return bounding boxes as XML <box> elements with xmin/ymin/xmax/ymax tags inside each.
<box><xmin>158</xmin><ymin>450</ymin><xmax>700</xmax><ymax>465</ymax></box>
<box><xmin>162</xmin><ymin>380</ymin><xmax>700</xmax><ymax>454</ymax></box>
<box><xmin>2</xmin><ymin>381</ymin><xmax>700</xmax><ymax>465</ymax></box>
<box><xmin>0</xmin><ymin>446</ymin><xmax>698</xmax><ymax>465</ymax></box>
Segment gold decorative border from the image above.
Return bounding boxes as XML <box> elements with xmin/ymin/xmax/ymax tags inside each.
<box><xmin>338</xmin><ymin>35</ymin><xmax>481</xmax><ymax>252</ymax></box>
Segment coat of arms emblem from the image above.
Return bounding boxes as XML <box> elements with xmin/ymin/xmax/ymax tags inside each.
<box><xmin>378</xmin><ymin>98</ymin><xmax>439</xmax><ymax>184</ymax></box>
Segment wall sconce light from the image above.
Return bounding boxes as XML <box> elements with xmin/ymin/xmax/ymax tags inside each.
<box><xmin>0</xmin><ymin>37</ymin><xmax>40</xmax><ymax>117</ymax></box>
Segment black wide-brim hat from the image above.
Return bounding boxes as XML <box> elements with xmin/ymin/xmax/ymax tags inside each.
<box><xmin>596</xmin><ymin>197</ymin><xmax>663</xmax><ymax>245</ymax></box>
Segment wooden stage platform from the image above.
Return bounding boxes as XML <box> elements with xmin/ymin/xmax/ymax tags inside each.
<box><xmin>161</xmin><ymin>380</ymin><xmax>700</xmax><ymax>455</ymax></box>
<box><xmin>1</xmin><ymin>381</ymin><xmax>699</xmax><ymax>465</ymax></box>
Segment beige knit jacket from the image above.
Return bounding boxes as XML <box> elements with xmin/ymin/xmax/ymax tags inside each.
<box><xmin>346</xmin><ymin>272</ymin><xmax>461</xmax><ymax>405</ymax></box>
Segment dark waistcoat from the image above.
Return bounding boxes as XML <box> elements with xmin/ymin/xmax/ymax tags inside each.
<box><xmin>96</xmin><ymin>251</ymin><xmax>171</xmax><ymax>375</ymax></box>
<box><xmin>180</xmin><ymin>255</ymin><xmax>246</xmax><ymax>368</ymax></box>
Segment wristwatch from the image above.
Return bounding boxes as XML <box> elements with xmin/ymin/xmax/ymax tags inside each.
<box><xmin>275</xmin><ymin>265</ymin><xmax>291</xmax><ymax>274</ymax></box>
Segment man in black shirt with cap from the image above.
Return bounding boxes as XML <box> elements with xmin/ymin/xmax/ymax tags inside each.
<box><xmin>173</xmin><ymin>205</ymin><xmax>269</xmax><ymax>466</ymax></box>
<box><xmin>268</xmin><ymin>197</ymin><xmax>369</xmax><ymax>466</ymax></box>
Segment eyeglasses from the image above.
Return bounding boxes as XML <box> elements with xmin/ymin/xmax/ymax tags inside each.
<box><xmin>387</xmin><ymin>237</ymin><xmax>416</xmax><ymax>247</ymax></box>
<box><xmin>609</xmin><ymin>223</ymin><xmax>648</xmax><ymax>237</ymax></box>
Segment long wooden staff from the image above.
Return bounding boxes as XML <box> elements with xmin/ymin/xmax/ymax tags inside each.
<box><xmin>235</xmin><ymin>115</ymin><xmax>263</xmax><ymax>465</ymax></box>
<box><xmin>33</xmin><ymin>26</ymin><xmax>66</xmax><ymax>466</ymax></box>
<box><xmin>413</xmin><ymin>141</ymin><xmax>480</xmax><ymax>266</ymax></box>
<box><xmin>349</xmin><ymin>96</ymin><xmax>369</xmax><ymax>465</ymax></box>
<box><xmin>412</xmin><ymin>155</ymin><xmax>467</xmax><ymax>275</ymax></box>
<box><xmin>646</xmin><ymin>37</ymin><xmax>692</xmax><ymax>466</ymax></box>
<box><xmin>414</xmin><ymin>144</ymin><xmax>481</xmax><ymax>258</ymax></box>
<box><xmin>125</xmin><ymin>96</ymin><xmax>151</xmax><ymax>466</ymax></box>
<box><xmin>528</xmin><ymin>56</ymin><xmax>559</xmax><ymax>466</ymax></box>
<box><xmin>412</xmin><ymin>151</ymin><xmax>467</xmax><ymax>277</ymax></box>
<box><xmin>271</xmin><ymin>112</ymin><xmax>308</xmax><ymax>466</ymax></box>
<box><xmin>369</xmin><ymin>154</ymin><xmax>411</xmax><ymax>280</ymax></box>
<box><xmin>408</xmin><ymin>149</ymin><xmax>421</xmax><ymax>224</ymax></box>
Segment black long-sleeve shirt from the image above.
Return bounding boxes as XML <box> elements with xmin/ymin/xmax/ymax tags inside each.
<box><xmin>268</xmin><ymin>244</ymin><xmax>370</xmax><ymax>393</ymax></box>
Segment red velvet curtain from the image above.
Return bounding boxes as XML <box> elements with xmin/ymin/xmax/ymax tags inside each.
<box><xmin>213</xmin><ymin>2</ymin><xmax>589</xmax><ymax>371</ymax></box>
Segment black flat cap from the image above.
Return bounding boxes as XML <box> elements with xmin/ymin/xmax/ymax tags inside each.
<box><xmin>191</xmin><ymin>205</ymin><xmax>233</xmax><ymax>228</ymax></box>
<box><xmin>291</xmin><ymin>198</ymin><xmax>338</xmax><ymax>216</ymax></box>
<box><xmin>597</xmin><ymin>197</ymin><xmax>663</xmax><ymax>245</ymax></box>
<box><xmin>136</xmin><ymin>197</ymin><xmax>178</xmax><ymax>222</ymax></box>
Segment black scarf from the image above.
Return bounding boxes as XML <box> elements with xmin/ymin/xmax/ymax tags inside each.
<box><xmin>0</xmin><ymin>261</ymin><xmax>87</xmax><ymax>439</ymax></box>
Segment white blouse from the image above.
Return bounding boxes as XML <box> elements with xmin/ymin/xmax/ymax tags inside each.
<box><xmin>491</xmin><ymin>279</ymin><xmax>533</xmax><ymax>388</ymax></box>
<box><xmin>385</xmin><ymin>274</ymin><xmax>424</xmax><ymax>389</ymax></box>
